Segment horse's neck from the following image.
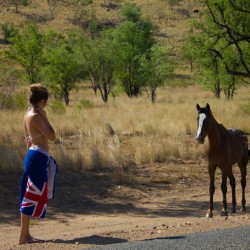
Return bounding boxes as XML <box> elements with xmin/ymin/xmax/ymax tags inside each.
<box><xmin>207</xmin><ymin>115</ymin><xmax>222</xmax><ymax>148</ymax></box>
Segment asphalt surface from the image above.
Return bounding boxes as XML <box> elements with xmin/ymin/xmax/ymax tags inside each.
<box><xmin>86</xmin><ymin>226</ymin><xmax>250</xmax><ymax>250</ymax></box>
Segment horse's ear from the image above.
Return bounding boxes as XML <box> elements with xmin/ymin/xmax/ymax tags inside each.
<box><xmin>206</xmin><ymin>103</ymin><xmax>210</xmax><ymax>111</ymax></box>
<box><xmin>196</xmin><ymin>104</ymin><xmax>201</xmax><ymax>111</ymax></box>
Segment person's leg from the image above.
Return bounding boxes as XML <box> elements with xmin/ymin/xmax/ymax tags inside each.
<box><xmin>19</xmin><ymin>213</ymin><xmax>32</xmax><ymax>244</ymax></box>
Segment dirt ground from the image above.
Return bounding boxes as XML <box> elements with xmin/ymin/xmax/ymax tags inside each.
<box><xmin>1</xmin><ymin>160</ymin><xmax>250</xmax><ymax>250</ymax></box>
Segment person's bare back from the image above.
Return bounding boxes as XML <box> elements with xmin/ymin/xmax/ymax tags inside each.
<box><xmin>24</xmin><ymin>108</ymin><xmax>55</xmax><ymax>152</ymax></box>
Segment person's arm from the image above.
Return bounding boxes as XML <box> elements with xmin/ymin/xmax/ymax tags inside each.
<box><xmin>34</xmin><ymin>111</ymin><xmax>56</xmax><ymax>141</ymax></box>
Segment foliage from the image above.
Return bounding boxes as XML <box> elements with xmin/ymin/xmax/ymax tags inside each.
<box><xmin>0</xmin><ymin>90</ymin><xmax>27</xmax><ymax>110</ymax></box>
<box><xmin>113</xmin><ymin>4</ymin><xmax>155</xmax><ymax>97</ymax></box>
<box><xmin>181</xmin><ymin>35</ymin><xmax>197</xmax><ymax>73</ymax></box>
<box><xmin>198</xmin><ymin>1</ymin><xmax>249</xmax><ymax>77</ymax></box>
<box><xmin>49</xmin><ymin>100</ymin><xmax>66</xmax><ymax>114</ymax></box>
<box><xmin>76</xmin><ymin>99</ymin><xmax>94</xmax><ymax>109</ymax></box>
<box><xmin>139</xmin><ymin>45</ymin><xmax>174</xmax><ymax>102</ymax></box>
<box><xmin>0</xmin><ymin>65</ymin><xmax>24</xmax><ymax>94</ymax></box>
<box><xmin>42</xmin><ymin>34</ymin><xmax>81</xmax><ymax>105</ymax></box>
<box><xmin>73</xmin><ymin>31</ymin><xmax>119</xmax><ymax>102</ymax></box>
<box><xmin>185</xmin><ymin>0</ymin><xmax>250</xmax><ymax>98</ymax></box>
<box><xmin>4</xmin><ymin>23</ymin><xmax>44</xmax><ymax>84</ymax></box>
<box><xmin>0</xmin><ymin>23</ymin><xmax>18</xmax><ymax>44</ymax></box>
<box><xmin>87</xmin><ymin>19</ymin><xmax>100</xmax><ymax>39</ymax></box>
<box><xmin>120</xmin><ymin>3</ymin><xmax>142</xmax><ymax>22</ymax></box>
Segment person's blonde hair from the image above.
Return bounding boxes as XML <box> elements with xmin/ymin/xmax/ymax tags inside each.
<box><xmin>29</xmin><ymin>83</ymin><xmax>49</xmax><ymax>106</ymax></box>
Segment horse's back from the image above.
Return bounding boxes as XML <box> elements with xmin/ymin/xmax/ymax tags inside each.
<box><xmin>226</xmin><ymin>128</ymin><xmax>248</xmax><ymax>165</ymax></box>
<box><xmin>227</xmin><ymin>128</ymin><xmax>248</xmax><ymax>148</ymax></box>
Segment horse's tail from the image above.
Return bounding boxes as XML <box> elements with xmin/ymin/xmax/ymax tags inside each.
<box><xmin>248</xmin><ymin>150</ymin><xmax>250</xmax><ymax>158</ymax></box>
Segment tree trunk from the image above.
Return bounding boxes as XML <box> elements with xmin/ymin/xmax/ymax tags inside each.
<box><xmin>151</xmin><ymin>89</ymin><xmax>156</xmax><ymax>103</ymax></box>
<box><xmin>213</xmin><ymin>80</ymin><xmax>221</xmax><ymax>98</ymax></box>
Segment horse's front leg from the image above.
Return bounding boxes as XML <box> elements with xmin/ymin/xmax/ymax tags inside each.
<box><xmin>221</xmin><ymin>171</ymin><xmax>228</xmax><ymax>216</ymax></box>
<box><xmin>206</xmin><ymin>166</ymin><xmax>216</xmax><ymax>218</ymax></box>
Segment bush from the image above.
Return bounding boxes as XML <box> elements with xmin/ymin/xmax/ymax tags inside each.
<box><xmin>0</xmin><ymin>93</ymin><xmax>13</xmax><ymax>110</ymax></box>
<box><xmin>1</xmin><ymin>23</ymin><xmax>18</xmax><ymax>44</ymax></box>
<box><xmin>76</xmin><ymin>99</ymin><xmax>94</xmax><ymax>109</ymax></box>
<box><xmin>49</xmin><ymin>100</ymin><xmax>66</xmax><ymax>114</ymax></box>
<box><xmin>0</xmin><ymin>90</ymin><xmax>27</xmax><ymax>110</ymax></box>
<box><xmin>13</xmin><ymin>90</ymin><xmax>28</xmax><ymax>109</ymax></box>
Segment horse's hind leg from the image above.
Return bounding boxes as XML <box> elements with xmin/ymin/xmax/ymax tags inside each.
<box><xmin>228</xmin><ymin>171</ymin><xmax>236</xmax><ymax>214</ymax></box>
<box><xmin>221</xmin><ymin>171</ymin><xmax>228</xmax><ymax>216</ymax></box>
<box><xmin>239</xmin><ymin>160</ymin><xmax>247</xmax><ymax>212</ymax></box>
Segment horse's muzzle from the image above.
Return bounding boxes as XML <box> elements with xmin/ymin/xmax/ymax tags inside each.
<box><xmin>196</xmin><ymin>136</ymin><xmax>205</xmax><ymax>144</ymax></box>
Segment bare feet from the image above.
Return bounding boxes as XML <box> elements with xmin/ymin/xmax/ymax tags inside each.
<box><xmin>19</xmin><ymin>236</ymin><xmax>44</xmax><ymax>244</ymax></box>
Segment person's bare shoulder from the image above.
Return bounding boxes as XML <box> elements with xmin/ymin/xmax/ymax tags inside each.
<box><xmin>30</xmin><ymin>113</ymin><xmax>43</xmax><ymax>123</ymax></box>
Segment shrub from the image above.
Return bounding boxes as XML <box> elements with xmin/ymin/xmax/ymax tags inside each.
<box><xmin>13</xmin><ymin>90</ymin><xmax>28</xmax><ymax>110</ymax></box>
<box><xmin>49</xmin><ymin>100</ymin><xmax>66</xmax><ymax>114</ymax></box>
<box><xmin>0</xmin><ymin>90</ymin><xmax>27</xmax><ymax>110</ymax></box>
<box><xmin>76</xmin><ymin>99</ymin><xmax>94</xmax><ymax>109</ymax></box>
<box><xmin>1</xmin><ymin>23</ymin><xmax>18</xmax><ymax>44</ymax></box>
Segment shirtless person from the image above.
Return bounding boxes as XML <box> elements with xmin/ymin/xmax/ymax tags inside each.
<box><xmin>19</xmin><ymin>84</ymin><xmax>56</xmax><ymax>244</ymax></box>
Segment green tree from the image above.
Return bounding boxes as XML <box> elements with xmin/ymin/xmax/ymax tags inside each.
<box><xmin>113</xmin><ymin>4</ymin><xmax>155</xmax><ymax>97</ymax></box>
<box><xmin>198</xmin><ymin>53</ymin><xmax>223</xmax><ymax>98</ymax></box>
<box><xmin>181</xmin><ymin>36</ymin><xmax>197</xmax><ymax>73</ymax></box>
<box><xmin>42</xmin><ymin>35</ymin><xmax>81</xmax><ymax>105</ymax></box>
<box><xmin>139</xmin><ymin>45</ymin><xmax>174</xmax><ymax>103</ymax></box>
<box><xmin>4</xmin><ymin>23</ymin><xmax>44</xmax><ymax>84</ymax></box>
<box><xmin>185</xmin><ymin>0</ymin><xmax>250</xmax><ymax>98</ymax></box>
<box><xmin>194</xmin><ymin>1</ymin><xmax>250</xmax><ymax>76</ymax></box>
<box><xmin>73</xmin><ymin>31</ymin><xmax>119</xmax><ymax>102</ymax></box>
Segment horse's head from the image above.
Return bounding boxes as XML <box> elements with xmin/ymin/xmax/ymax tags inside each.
<box><xmin>196</xmin><ymin>103</ymin><xmax>211</xmax><ymax>144</ymax></box>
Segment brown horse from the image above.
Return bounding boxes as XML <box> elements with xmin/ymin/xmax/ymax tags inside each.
<box><xmin>196</xmin><ymin>103</ymin><xmax>249</xmax><ymax>218</ymax></box>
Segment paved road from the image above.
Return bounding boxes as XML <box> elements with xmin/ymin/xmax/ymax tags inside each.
<box><xmin>86</xmin><ymin>226</ymin><xmax>250</xmax><ymax>250</ymax></box>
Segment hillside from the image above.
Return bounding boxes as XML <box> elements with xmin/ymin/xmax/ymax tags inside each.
<box><xmin>0</xmin><ymin>0</ymin><xmax>200</xmax><ymax>59</ymax></box>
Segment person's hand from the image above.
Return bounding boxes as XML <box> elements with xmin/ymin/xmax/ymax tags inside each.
<box><xmin>39</xmin><ymin>109</ymin><xmax>47</xmax><ymax>120</ymax></box>
<box><xmin>35</xmin><ymin>107</ymin><xmax>47</xmax><ymax>120</ymax></box>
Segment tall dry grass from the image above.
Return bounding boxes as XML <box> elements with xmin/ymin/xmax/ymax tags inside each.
<box><xmin>1</xmin><ymin>85</ymin><xmax>250</xmax><ymax>173</ymax></box>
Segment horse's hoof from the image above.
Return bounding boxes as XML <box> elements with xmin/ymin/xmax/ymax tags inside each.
<box><xmin>241</xmin><ymin>207</ymin><xmax>246</xmax><ymax>213</ymax></box>
<box><xmin>206</xmin><ymin>212</ymin><xmax>213</xmax><ymax>218</ymax></box>
<box><xmin>231</xmin><ymin>208</ymin><xmax>236</xmax><ymax>214</ymax></box>
<box><xmin>221</xmin><ymin>211</ymin><xmax>228</xmax><ymax>216</ymax></box>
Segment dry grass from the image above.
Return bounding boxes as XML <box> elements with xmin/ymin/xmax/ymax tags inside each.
<box><xmin>1</xmin><ymin>85</ymin><xmax>250</xmax><ymax>173</ymax></box>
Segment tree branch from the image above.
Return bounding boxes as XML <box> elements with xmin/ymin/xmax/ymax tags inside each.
<box><xmin>228</xmin><ymin>0</ymin><xmax>250</xmax><ymax>14</ymax></box>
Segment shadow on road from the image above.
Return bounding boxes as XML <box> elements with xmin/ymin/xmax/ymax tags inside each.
<box><xmin>45</xmin><ymin>235</ymin><xmax>128</xmax><ymax>245</ymax></box>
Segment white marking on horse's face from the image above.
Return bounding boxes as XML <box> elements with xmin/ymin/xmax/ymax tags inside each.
<box><xmin>196</xmin><ymin>113</ymin><xmax>206</xmax><ymax>138</ymax></box>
